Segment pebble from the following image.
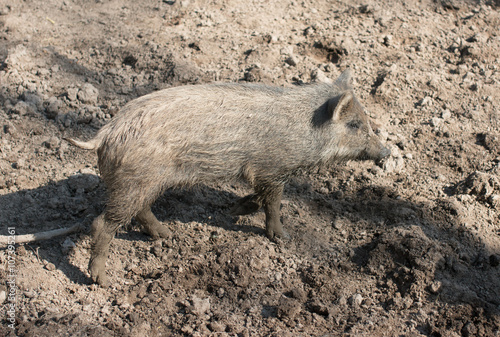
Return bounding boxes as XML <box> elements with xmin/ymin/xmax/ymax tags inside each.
<box><xmin>45</xmin><ymin>262</ymin><xmax>56</xmax><ymax>271</ymax></box>
<box><xmin>24</xmin><ymin>290</ymin><xmax>36</xmax><ymax>298</ymax></box>
<box><xmin>418</xmin><ymin>96</ymin><xmax>432</xmax><ymax>106</ymax></box>
<box><xmin>430</xmin><ymin>117</ymin><xmax>443</xmax><ymax>127</ymax></box>
<box><xmin>67</xmin><ymin>88</ymin><xmax>79</xmax><ymax>101</ymax></box>
<box><xmin>382</xmin><ymin>146</ymin><xmax>404</xmax><ymax>173</ymax></box>
<box><xmin>349</xmin><ymin>294</ymin><xmax>363</xmax><ymax>306</ymax></box>
<box><xmin>188</xmin><ymin>296</ymin><xmax>210</xmax><ymax>316</ymax></box>
<box><xmin>61</xmin><ymin>238</ymin><xmax>76</xmax><ymax>252</ymax></box>
<box><xmin>43</xmin><ymin>136</ymin><xmax>60</xmax><ymax>149</ymax></box>
<box><xmin>311</xmin><ymin>68</ymin><xmax>333</xmax><ymax>83</ymax></box>
<box><xmin>77</xmin><ymin>83</ymin><xmax>99</xmax><ymax>105</ymax></box>
<box><xmin>441</xmin><ymin>109</ymin><xmax>452</xmax><ymax>120</ymax></box>
<box><xmin>208</xmin><ymin>321</ymin><xmax>226</xmax><ymax>332</ymax></box>
<box><xmin>383</xmin><ymin>35</ymin><xmax>393</xmax><ymax>46</ymax></box>
<box><xmin>284</xmin><ymin>55</ymin><xmax>298</xmax><ymax>66</ymax></box>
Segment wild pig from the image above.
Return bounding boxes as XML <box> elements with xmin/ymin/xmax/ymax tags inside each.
<box><xmin>67</xmin><ymin>70</ymin><xmax>390</xmax><ymax>285</ymax></box>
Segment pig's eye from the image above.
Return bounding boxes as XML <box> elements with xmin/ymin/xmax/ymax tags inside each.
<box><xmin>347</xmin><ymin>120</ymin><xmax>361</xmax><ymax>130</ymax></box>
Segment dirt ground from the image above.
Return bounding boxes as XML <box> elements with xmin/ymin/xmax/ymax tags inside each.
<box><xmin>0</xmin><ymin>0</ymin><xmax>499</xmax><ymax>336</ymax></box>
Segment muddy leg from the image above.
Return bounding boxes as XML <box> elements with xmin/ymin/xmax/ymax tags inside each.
<box><xmin>135</xmin><ymin>206</ymin><xmax>171</xmax><ymax>239</ymax></box>
<box><xmin>257</xmin><ymin>184</ymin><xmax>285</xmax><ymax>240</ymax></box>
<box><xmin>229</xmin><ymin>193</ymin><xmax>262</xmax><ymax>216</ymax></box>
<box><xmin>88</xmin><ymin>213</ymin><xmax>123</xmax><ymax>286</ymax></box>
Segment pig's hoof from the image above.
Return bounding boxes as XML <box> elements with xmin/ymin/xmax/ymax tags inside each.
<box><xmin>142</xmin><ymin>222</ymin><xmax>171</xmax><ymax>240</ymax></box>
<box><xmin>266</xmin><ymin>229</ymin><xmax>291</xmax><ymax>243</ymax></box>
<box><xmin>91</xmin><ymin>272</ymin><xmax>109</xmax><ymax>287</ymax></box>
<box><xmin>89</xmin><ymin>259</ymin><xmax>108</xmax><ymax>286</ymax></box>
<box><xmin>229</xmin><ymin>194</ymin><xmax>261</xmax><ymax>216</ymax></box>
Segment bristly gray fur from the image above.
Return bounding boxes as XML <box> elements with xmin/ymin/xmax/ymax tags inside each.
<box><xmin>66</xmin><ymin>70</ymin><xmax>390</xmax><ymax>285</ymax></box>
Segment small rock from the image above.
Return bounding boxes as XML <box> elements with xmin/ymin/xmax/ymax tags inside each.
<box><xmin>333</xmin><ymin>219</ymin><xmax>343</xmax><ymax>230</ymax></box>
<box><xmin>151</xmin><ymin>245</ymin><xmax>163</xmax><ymax>257</ymax></box>
<box><xmin>430</xmin><ymin>117</ymin><xmax>443</xmax><ymax>127</ymax></box>
<box><xmin>429</xmin><ymin>281</ymin><xmax>442</xmax><ymax>294</ymax></box>
<box><xmin>467</xmin><ymin>33</ymin><xmax>488</xmax><ymax>44</ymax></box>
<box><xmin>45</xmin><ymin>263</ymin><xmax>56</xmax><ymax>271</ymax></box>
<box><xmin>418</xmin><ymin>96</ymin><xmax>432</xmax><ymax>107</ymax></box>
<box><xmin>172</xmin><ymin>58</ymin><xmax>206</xmax><ymax>84</ymax></box>
<box><xmin>284</xmin><ymin>55</ymin><xmax>298</xmax><ymax>66</ymax></box>
<box><xmin>0</xmin><ymin>290</ymin><xmax>6</xmax><ymax>304</ymax></box>
<box><xmin>263</xmin><ymin>34</ymin><xmax>279</xmax><ymax>43</ymax></box>
<box><xmin>188</xmin><ymin>296</ymin><xmax>210</xmax><ymax>316</ymax></box>
<box><xmin>77</xmin><ymin>83</ymin><xmax>99</xmax><ymax>105</ymax></box>
<box><xmin>127</xmin><ymin>312</ymin><xmax>140</xmax><ymax>323</ymax></box>
<box><xmin>24</xmin><ymin>290</ymin><xmax>36</xmax><ymax>298</ymax></box>
<box><xmin>318</xmin><ymin>187</ymin><xmax>329</xmax><ymax>194</ymax></box>
<box><xmin>481</xmin><ymin>133</ymin><xmax>500</xmax><ymax>155</ymax></box>
<box><xmin>5</xmin><ymin>45</ymin><xmax>32</xmax><ymax>70</ymax></box>
<box><xmin>311</xmin><ymin>68</ymin><xmax>333</xmax><ymax>83</ymax></box>
<box><xmin>208</xmin><ymin>322</ymin><xmax>226</xmax><ymax>332</ymax></box>
<box><xmin>489</xmin><ymin>194</ymin><xmax>500</xmax><ymax>208</ymax></box>
<box><xmin>43</xmin><ymin>136</ymin><xmax>60</xmax><ymax>149</ymax></box>
<box><xmin>381</xmin><ymin>146</ymin><xmax>405</xmax><ymax>173</ymax></box>
<box><xmin>376</xmin><ymin>129</ymin><xmax>389</xmax><ymax>141</ymax></box>
<box><xmin>61</xmin><ymin>238</ymin><xmax>76</xmax><ymax>252</ymax></box>
<box><xmin>441</xmin><ymin>109</ymin><xmax>452</xmax><ymax>120</ymax></box>
<box><xmin>67</xmin><ymin>88</ymin><xmax>79</xmax><ymax>101</ymax></box>
<box><xmin>383</xmin><ymin>35</ymin><xmax>393</xmax><ymax>46</ymax></box>
<box><xmin>349</xmin><ymin>294</ymin><xmax>363</xmax><ymax>306</ymax></box>
<box><xmin>462</xmin><ymin>322</ymin><xmax>477</xmax><ymax>337</ymax></box>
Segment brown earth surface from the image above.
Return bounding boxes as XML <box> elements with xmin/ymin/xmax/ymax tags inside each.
<box><xmin>0</xmin><ymin>0</ymin><xmax>499</xmax><ymax>336</ymax></box>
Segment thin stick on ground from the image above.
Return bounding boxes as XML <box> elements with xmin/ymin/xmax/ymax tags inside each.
<box><xmin>0</xmin><ymin>224</ymin><xmax>83</xmax><ymax>246</ymax></box>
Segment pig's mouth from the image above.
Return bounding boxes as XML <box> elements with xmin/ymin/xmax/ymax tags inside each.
<box><xmin>357</xmin><ymin>146</ymin><xmax>391</xmax><ymax>162</ymax></box>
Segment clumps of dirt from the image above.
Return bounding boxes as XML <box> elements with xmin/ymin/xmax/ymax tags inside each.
<box><xmin>455</xmin><ymin>170</ymin><xmax>500</xmax><ymax>208</ymax></box>
<box><xmin>1</xmin><ymin>0</ymin><xmax>500</xmax><ymax>336</ymax></box>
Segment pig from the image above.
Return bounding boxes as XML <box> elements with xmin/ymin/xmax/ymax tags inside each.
<box><xmin>66</xmin><ymin>69</ymin><xmax>390</xmax><ymax>285</ymax></box>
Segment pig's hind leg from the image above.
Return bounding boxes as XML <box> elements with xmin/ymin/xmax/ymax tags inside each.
<box><xmin>89</xmin><ymin>180</ymin><xmax>165</xmax><ymax>285</ymax></box>
<box><xmin>88</xmin><ymin>212</ymin><xmax>128</xmax><ymax>286</ymax></box>
<box><xmin>229</xmin><ymin>193</ymin><xmax>262</xmax><ymax>216</ymax></box>
<box><xmin>135</xmin><ymin>206</ymin><xmax>171</xmax><ymax>239</ymax></box>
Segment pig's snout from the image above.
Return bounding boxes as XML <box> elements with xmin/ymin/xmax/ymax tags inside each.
<box><xmin>364</xmin><ymin>138</ymin><xmax>391</xmax><ymax>162</ymax></box>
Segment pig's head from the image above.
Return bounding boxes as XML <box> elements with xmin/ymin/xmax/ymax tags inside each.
<box><xmin>315</xmin><ymin>70</ymin><xmax>391</xmax><ymax>163</ymax></box>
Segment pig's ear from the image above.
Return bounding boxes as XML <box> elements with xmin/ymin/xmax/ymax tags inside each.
<box><xmin>328</xmin><ymin>91</ymin><xmax>354</xmax><ymax>121</ymax></box>
<box><xmin>335</xmin><ymin>69</ymin><xmax>353</xmax><ymax>90</ymax></box>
